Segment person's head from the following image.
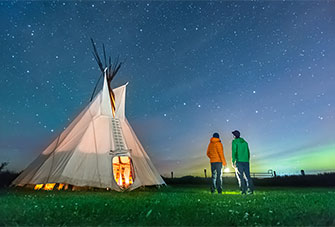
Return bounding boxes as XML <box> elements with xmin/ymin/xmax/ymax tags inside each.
<box><xmin>232</xmin><ymin>130</ymin><xmax>240</xmax><ymax>138</ymax></box>
<box><xmin>213</xmin><ymin>132</ymin><xmax>220</xmax><ymax>139</ymax></box>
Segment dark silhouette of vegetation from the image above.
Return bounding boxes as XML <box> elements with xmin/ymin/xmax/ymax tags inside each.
<box><xmin>163</xmin><ymin>176</ymin><xmax>238</xmax><ymax>185</ymax></box>
<box><xmin>163</xmin><ymin>172</ymin><xmax>335</xmax><ymax>187</ymax></box>
<box><xmin>0</xmin><ymin>162</ymin><xmax>19</xmax><ymax>188</ymax></box>
<box><xmin>0</xmin><ymin>162</ymin><xmax>9</xmax><ymax>171</ymax></box>
<box><xmin>255</xmin><ymin>172</ymin><xmax>335</xmax><ymax>187</ymax></box>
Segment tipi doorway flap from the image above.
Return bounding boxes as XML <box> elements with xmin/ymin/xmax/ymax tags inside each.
<box><xmin>112</xmin><ymin>156</ymin><xmax>135</xmax><ymax>189</ymax></box>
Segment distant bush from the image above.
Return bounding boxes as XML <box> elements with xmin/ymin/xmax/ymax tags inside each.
<box><xmin>0</xmin><ymin>171</ymin><xmax>19</xmax><ymax>188</ymax></box>
<box><xmin>0</xmin><ymin>162</ymin><xmax>19</xmax><ymax>188</ymax></box>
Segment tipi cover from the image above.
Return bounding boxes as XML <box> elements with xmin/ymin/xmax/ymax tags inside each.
<box><xmin>12</xmin><ymin>74</ymin><xmax>165</xmax><ymax>191</ymax></box>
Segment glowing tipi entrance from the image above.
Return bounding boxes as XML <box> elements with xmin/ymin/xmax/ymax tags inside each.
<box><xmin>112</xmin><ymin>156</ymin><xmax>134</xmax><ymax>188</ymax></box>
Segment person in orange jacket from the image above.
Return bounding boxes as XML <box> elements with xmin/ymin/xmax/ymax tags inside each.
<box><xmin>207</xmin><ymin>133</ymin><xmax>227</xmax><ymax>194</ymax></box>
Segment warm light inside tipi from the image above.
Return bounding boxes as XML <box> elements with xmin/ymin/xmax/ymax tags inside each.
<box><xmin>113</xmin><ymin>156</ymin><xmax>134</xmax><ymax>188</ymax></box>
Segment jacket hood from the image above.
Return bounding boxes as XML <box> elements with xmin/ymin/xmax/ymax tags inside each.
<box><xmin>210</xmin><ymin>137</ymin><xmax>221</xmax><ymax>143</ymax></box>
<box><xmin>234</xmin><ymin>137</ymin><xmax>246</xmax><ymax>143</ymax></box>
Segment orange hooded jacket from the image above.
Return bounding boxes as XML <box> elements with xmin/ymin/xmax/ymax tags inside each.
<box><xmin>207</xmin><ymin>137</ymin><xmax>226</xmax><ymax>165</ymax></box>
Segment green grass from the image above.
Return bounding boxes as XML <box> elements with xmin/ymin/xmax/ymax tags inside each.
<box><xmin>0</xmin><ymin>185</ymin><xmax>334</xmax><ymax>226</ymax></box>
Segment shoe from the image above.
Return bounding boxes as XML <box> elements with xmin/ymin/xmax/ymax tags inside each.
<box><xmin>241</xmin><ymin>191</ymin><xmax>246</xmax><ymax>195</ymax></box>
<box><xmin>248</xmin><ymin>191</ymin><xmax>254</xmax><ymax>195</ymax></box>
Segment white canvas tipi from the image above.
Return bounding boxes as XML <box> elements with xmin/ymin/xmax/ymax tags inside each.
<box><xmin>12</xmin><ymin>72</ymin><xmax>165</xmax><ymax>191</ymax></box>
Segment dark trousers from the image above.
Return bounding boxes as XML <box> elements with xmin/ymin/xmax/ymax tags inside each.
<box><xmin>210</xmin><ymin>162</ymin><xmax>222</xmax><ymax>193</ymax></box>
<box><xmin>236</xmin><ymin>162</ymin><xmax>254</xmax><ymax>193</ymax></box>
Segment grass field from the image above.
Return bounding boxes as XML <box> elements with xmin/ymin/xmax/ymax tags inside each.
<box><xmin>1</xmin><ymin>185</ymin><xmax>334</xmax><ymax>226</ymax></box>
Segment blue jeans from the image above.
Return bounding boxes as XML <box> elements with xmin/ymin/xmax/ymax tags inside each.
<box><xmin>210</xmin><ymin>162</ymin><xmax>222</xmax><ymax>193</ymax></box>
<box><xmin>236</xmin><ymin>162</ymin><xmax>254</xmax><ymax>193</ymax></box>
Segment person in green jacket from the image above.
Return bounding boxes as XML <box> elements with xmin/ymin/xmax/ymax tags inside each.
<box><xmin>232</xmin><ymin>130</ymin><xmax>254</xmax><ymax>194</ymax></box>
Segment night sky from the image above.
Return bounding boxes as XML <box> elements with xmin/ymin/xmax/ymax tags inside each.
<box><xmin>1</xmin><ymin>1</ymin><xmax>334</xmax><ymax>177</ymax></box>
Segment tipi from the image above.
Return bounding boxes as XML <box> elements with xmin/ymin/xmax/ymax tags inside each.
<box><xmin>12</xmin><ymin>41</ymin><xmax>165</xmax><ymax>191</ymax></box>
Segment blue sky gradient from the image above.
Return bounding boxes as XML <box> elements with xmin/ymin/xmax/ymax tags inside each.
<box><xmin>0</xmin><ymin>1</ymin><xmax>334</xmax><ymax>176</ymax></box>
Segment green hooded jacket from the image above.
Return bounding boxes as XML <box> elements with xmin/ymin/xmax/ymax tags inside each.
<box><xmin>232</xmin><ymin>137</ymin><xmax>250</xmax><ymax>163</ymax></box>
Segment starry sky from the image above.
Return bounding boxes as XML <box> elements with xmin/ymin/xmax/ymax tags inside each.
<box><xmin>1</xmin><ymin>1</ymin><xmax>334</xmax><ymax>177</ymax></box>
